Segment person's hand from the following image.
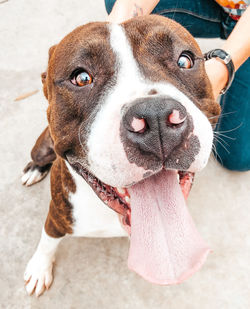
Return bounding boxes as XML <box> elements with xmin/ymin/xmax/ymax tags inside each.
<box><xmin>107</xmin><ymin>1</ymin><xmax>132</xmax><ymax>23</ymax></box>
<box><xmin>205</xmin><ymin>58</ymin><xmax>229</xmax><ymax>99</ymax></box>
<box><xmin>107</xmin><ymin>0</ymin><xmax>160</xmax><ymax>23</ymax></box>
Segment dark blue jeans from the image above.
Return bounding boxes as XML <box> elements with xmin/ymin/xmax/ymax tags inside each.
<box><xmin>105</xmin><ymin>0</ymin><xmax>250</xmax><ymax>171</ymax></box>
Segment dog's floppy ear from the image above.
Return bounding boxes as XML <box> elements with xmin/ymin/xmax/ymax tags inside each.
<box><xmin>41</xmin><ymin>44</ymin><xmax>57</xmax><ymax>99</ymax></box>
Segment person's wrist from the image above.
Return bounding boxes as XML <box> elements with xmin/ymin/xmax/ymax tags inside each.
<box><xmin>204</xmin><ymin>49</ymin><xmax>235</xmax><ymax>96</ymax></box>
<box><xmin>205</xmin><ymin>58</ymin><xmax>229</xmax><ymax>99</ymax></box>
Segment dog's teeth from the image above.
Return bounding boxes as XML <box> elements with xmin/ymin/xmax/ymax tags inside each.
<box><xmin>177</xmin><ymin>173</ymin><xmax>180</xmax><ymax>183</ymax></box>
<box><xmin>125</xmin><ymin>196</ymin><xmax>130</xmax><ymax>204</ymax></box>
<box><xmin>117</xmin><ymin>187</ymin><xmax>125</xmax><ymax>195</ymax></box>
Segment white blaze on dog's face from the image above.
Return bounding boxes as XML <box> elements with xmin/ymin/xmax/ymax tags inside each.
<box><xmin>86</xmin><ymin>20</ymin><xmax>217</xmax><ymax>188</ymax></box>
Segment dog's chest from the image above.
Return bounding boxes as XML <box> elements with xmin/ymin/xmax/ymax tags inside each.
<box><xmin>66</xmin><ymin>162</ymin><xmax>127</xmax><ymax>238</ymax></box>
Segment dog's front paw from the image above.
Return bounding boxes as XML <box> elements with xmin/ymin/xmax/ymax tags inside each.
<box><xmin>21</xmin><ymin>161</ymin><xmax>51</xmax><ymax>186</ymax></box>
<box><xmin>24</xmin><ymin>252</ymin><xmax>55</xmax><ymax>297</ymax></box>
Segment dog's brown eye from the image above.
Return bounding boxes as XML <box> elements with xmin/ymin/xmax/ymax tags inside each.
<box><xmin>177</xmin><ymin>53</ymin><xmax>194</xmax><ymax>69</ymax></box>
<box><xmin>71</xmin><ymin>71</ymin><xmax>93</xmax><ymax>87</ymax></box>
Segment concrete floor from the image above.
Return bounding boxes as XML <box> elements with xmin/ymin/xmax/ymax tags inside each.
<box><xmin>1</xmin><ymin>0</ymin><xmax>250</xmax><ymax>308</ymax></box>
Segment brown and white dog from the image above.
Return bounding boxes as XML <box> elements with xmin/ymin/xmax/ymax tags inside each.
<box><xmin>22</xmin><ymin>15</ymin><xmax>220</xmax><ymax>296</ymax></box>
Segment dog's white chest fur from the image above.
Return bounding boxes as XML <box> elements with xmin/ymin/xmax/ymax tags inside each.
<box><xmin>66</xmin><ymin>162</ymin><xmax>127</xmax><ymax>237</ymax></box>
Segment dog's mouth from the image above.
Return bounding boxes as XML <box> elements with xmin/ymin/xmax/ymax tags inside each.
<box><xmin>71</xmin><ymin>163</ymin><xmax>210</xmax><ymax>285</ymax></box>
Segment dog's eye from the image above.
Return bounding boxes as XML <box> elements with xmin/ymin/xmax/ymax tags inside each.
<box><xmin>177</xmin><ymin>53</ymin><xmax>194</xmax><ymax>69</ymax></box>
<box><xmin>71</xmin><ymin>70</ymin><xmax>93</xmax><ymax>87</ymax></box>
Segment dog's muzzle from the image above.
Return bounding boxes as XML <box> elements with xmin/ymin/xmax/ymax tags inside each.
<box><xmin>120</xmin><ymin>96</ymin><xmax>198</xmax><ymax>171</ymax></box>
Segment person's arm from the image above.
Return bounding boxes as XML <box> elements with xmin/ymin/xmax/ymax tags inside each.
<box><xmin>107</xmin><ymin>0</ymin><xmax>159</xmax><ymax>23</ymax></box>
<box><xmin>205</xmin><ymin>5</ymin><xmax>250</xmax><ymax>98</ymax></box>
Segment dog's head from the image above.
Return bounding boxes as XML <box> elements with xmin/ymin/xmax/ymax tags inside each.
<box><xmin>43</xmin><ymin>15</ymin><xmax>220</xmax><ymax>284</ymax></box>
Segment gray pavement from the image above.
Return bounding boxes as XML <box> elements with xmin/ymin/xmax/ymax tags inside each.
<box><xmin>1</xmin><ymin>1</ymin><xmax>250</xmax><ymax>308</ymax></box>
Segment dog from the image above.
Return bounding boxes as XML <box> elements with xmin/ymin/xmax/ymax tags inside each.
<box><xmin>22</xmin><ymin>15</ymin><xmax>220</xmax><ymax>296</ymax></box>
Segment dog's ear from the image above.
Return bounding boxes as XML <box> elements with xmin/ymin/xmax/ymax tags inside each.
<box><xmin>48</xmin><ymin>44</ymin><xmax>57</xmax><ymax>60</ymax></box>
<box><xmin>41</xmin><ymin>44</ymin><xmax>57</xmax><ymax>100</ymax></box>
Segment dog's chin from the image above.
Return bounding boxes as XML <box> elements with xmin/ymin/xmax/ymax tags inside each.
<box><xmin>67</xmin><ymin>159</ymin><xmax>194</xmax><ymax>231</ymax></box>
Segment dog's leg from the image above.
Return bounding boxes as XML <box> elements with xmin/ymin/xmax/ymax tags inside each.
<box><xmin>22</xmin><ymin>126</ymin><xmax>56</xmax><ymax>186</ymax></box>
<box><xmin>24</xmin><ymin>159</ymin><xmax>74</xmax><ymax>296</ymax></box>
<box><xmin>24</xmin><ymin>227</ymin><xmax>62</xmax><ymax>297</ymax></box>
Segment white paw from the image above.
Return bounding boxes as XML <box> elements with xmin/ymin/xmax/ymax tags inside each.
<box><xmin>24</xmin><ymin>252</ymin><xmax>54</xmax><ymax>297</ymax></box>
<box><xmin>21</xmin><ymin>162</ymin><xmax>49</xmax><ymax>186</ymax></box>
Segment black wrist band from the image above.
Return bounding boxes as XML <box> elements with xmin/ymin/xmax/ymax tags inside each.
<box><xmin>204</xmin><ymin>48</ymin><xmax>235</xmax><ymax>95</ymax></box>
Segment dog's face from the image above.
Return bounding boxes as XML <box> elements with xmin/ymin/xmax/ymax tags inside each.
<box><xmin>44</xmin><ymin>15</ymin><xmax>220</xmax><ymax>284</ymax></box>
<box><xmin>45</xmin><ymin>16</ymin><xmax>220</xmax><ymax>186</ymax></box>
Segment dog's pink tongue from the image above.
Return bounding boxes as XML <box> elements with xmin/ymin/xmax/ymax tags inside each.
<box><xmin>127</xmin><ymin>170</ymin><xmax>210</xmax><ymax>285</ymax></box>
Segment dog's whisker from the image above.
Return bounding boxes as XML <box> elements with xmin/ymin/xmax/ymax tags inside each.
<box><xmin>208</xmin><ymin>111</ymin><xmax>237</xmax><ymax>120</ymax></box>
<box><xmin>214</xmin><ymin>132</ymin><xmax>230</xmax><ymax>142</ymax></box>
<box><xmin>214</xmin><ymin>131</ymin><xmax>236</xmax><ymax>141</ymax></box>
<box><xmin>215</xmin><ymin>122</ymin><xmax>243</xmax><ymax>134</ymax></box>
<box><xmin>214</xmin><ymin>134</ymin><xmax>230</xmax><ymax>147</ymax></box>
<box><xmin>213</xmin><ymin>135</ymin><xmax>228</xmax><ymax>147</ymax></box>
<box><xmin>212</xmin><ymin>143</ymin><xmax>223</xmax><ymax>164</ymax></box>
<box><xmin>213</xmin><ymin>137</ymin><xmax>230</xmax><ymax>154</ymax></box>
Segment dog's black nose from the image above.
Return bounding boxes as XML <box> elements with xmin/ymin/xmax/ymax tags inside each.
<box><xmin>121</xmin><ymin>96</ymin><xmax>189</xmax><ymax>161</ymax></box>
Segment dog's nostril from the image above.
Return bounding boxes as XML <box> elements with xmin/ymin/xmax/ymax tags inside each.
<box><xmin>131</xmin><ymin>117</ymin><xmax>147</xmax><ymax>133</ymax></box>
<box><xmin>167</xmin><ymin>109</ymin><xmax>187</xmax><ymax>126</ymax></box>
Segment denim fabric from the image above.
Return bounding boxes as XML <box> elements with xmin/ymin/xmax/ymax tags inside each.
<box><xmin>215</xmin><ymin>58</ymin><xmax>250</xmax><ymax>171</ymax></box>
<box><xmin>105</xmin><ymin>0</ymin><xmax>237</xmax><ymax>38</ymax></box>
<box><xmin>104</xmin><ymin>0</ymin><xmax>250</xmax><ymax>171</ymax></box>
